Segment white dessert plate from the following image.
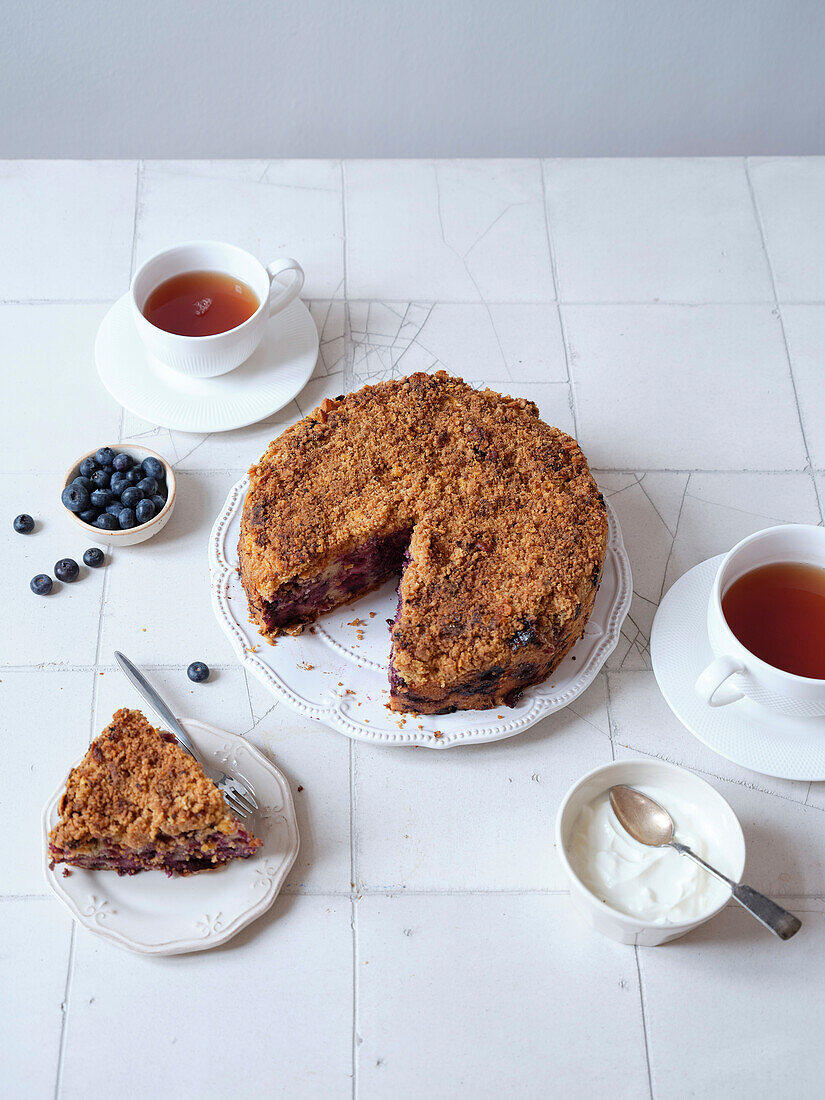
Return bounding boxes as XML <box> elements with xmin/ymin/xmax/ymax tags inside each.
<box><xmin>210</xmin><ymin>476</ymin><xmax>632</xmax><ymax>748</ymax></box>
<box><xmin>42</xmin><ymin>718</ymin><xmax>300</xmax><ymax>955</ymax></box>
<box><xmin>651</xmin><ymin>555</ymin><xmax>825</xmax><ymax>780</ymax></box>
<box><xmin>96</xmin><ymin>293</ymin><xmax>319</xmax><ymax>433</ymax></box>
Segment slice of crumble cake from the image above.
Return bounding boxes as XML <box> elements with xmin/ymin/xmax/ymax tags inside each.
<box><xmin>48</xmin><ymin>709</ymin><xmax>261</xmax><ymax>876</ymax></box>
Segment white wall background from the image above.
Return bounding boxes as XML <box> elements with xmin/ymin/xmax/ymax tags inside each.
<box><xmin>3</xmin><ymin>0</ymin><xmax>824</xmax><ymax>156</ymax></box>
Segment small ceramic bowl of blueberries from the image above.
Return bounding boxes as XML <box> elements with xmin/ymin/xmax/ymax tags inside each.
<box><xmin>62</xmin><ymin>444</ymin><xmax>176</xmax><ymax>546</ymax></box>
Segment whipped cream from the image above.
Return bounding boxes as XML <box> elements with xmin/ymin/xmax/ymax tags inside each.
<box><xmin>568</xmin><ymin>785</ymin><xmax>730</xmax><ymax>924</ymax></box>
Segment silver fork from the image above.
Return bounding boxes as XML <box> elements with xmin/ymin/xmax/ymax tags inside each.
<box><xmin>113</xmin><ymin>651</ymin><xmax>258</xmax><ymax>822</ymax></box>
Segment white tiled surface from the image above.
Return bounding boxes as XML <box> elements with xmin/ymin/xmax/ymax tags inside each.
<box><xmin>3</xmin><ymin>158</ymin><xmax>824</xmax><ymax>1099</ymax></box>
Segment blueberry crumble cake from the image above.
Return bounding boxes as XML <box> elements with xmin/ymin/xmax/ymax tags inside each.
<box><xmin>48</xmin><ymin>709</ymin><xmax>261</xmax><ymax>876</ymax></box>
<box><xmin>239</xmin><ymin>371</ymin><xmax>607</xmax><ymax>714</ymax></box>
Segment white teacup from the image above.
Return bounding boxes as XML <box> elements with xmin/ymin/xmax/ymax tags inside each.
<box><xmin>130</xmin><ymin>241</ymin><xmax>305</xmax><ymax>378</ymax></box>
<box><xmin>695</xmin><ymin>524</ymin><xmax>825</xmax><ymax>718</ymax></box>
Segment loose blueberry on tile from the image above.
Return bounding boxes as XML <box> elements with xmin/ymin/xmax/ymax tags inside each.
<box><xmin>135</xmin><ymin>498</ymin><xmax>155</xmax><ymax>524</ymax></box>
<box><xmin>106</xmin><ymin>501</ymin><xmax>123</xmax><ymax>516</ymax></box>
<box><xmin>13</xmin><ymin>513</ymin><xmax>35</xmax><ymax>534</ymax></box>
<box><xmin>55</xmin><ymin>558</ymin><xmax>80</xmax><ymax>583</ymax></box>
<box><xmin>90</xmin><ymin>468</ymin><xmax>111</xmax><ymax>489</ymax></box>
<box><xmin>137</xmin><ymin>476</ymin><xmax>158</xmax><ymax>496</ymax></box>
<box><xmin>79</xmin><ymin>508</ymin><xmax>99</xmax><ymax>525</ymax></box>
<box><xmin>95</xmin><ymin>447</ymin><xmax>116</xmax><ymax>467</ymax></box>
<box><xmin>150</xmin><ymin>493</ymin><xmax>167</xmax><ymax>514</ymax></box>
<box><xmin>141</xmin><ymin>456</ymin><xmax>165</xmax><ymax>481</ymax></box>
<box><xmin>120</xmin><ymin>485</ymin><xmax>143</xmax><ymax>508</ymax></box>
<box><xmin>72</xmin><ymin>475</ymin><xmax>94</xmax><ymax>492</ymax></box>
<box><xmin>79</xmin><ymin>456</ymin><xmax>98</xmax><ymax>478</ymax></box>
<box><xmin>90</xmin><ymin>488</ymin><xmax>112</xmax><ymax>509</ymax></box>
<box><xmin>62</xmin><ymin>483</ymin><xmax>89</xmax><ymax>513</ymax></box>
<box><xmin>83</xmin><ymin>547</ymin><xmax>105</xmax><ymax>568</ymax></box>
<box><xmin>95</xmin><ymin>513</ymin><xmax>119</xmax><ymax>531</ymax></box>
<box><xmin>187</xmin><ymin>661</ymin><xmax>210</xmax><ymax>683</ymax></box>
<box><xmin>112</xmin><ymin>452</ymin><xmax>133</xmax><ymax>472</ymax></box>
<box><xmin>30</xmin><ymin>573</ymin><xmax>53</xmax><ymax>595</ymax></box>
<box><xmin>118</xmin><ymin>507</ymin><xmax>137</xmax><ymax>529</ymax></box>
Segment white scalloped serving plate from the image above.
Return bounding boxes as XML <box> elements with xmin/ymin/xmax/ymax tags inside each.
<box><xmin>209</xmin><ymin>476</ymin><xmax>632</xmax><ymax>748</ymax></box>
<box><xmin>42</xmin><ymin>719</ymin><xmax>299</xmax><ymax>955</ymax></box>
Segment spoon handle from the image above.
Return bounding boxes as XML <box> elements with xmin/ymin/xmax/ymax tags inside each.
<box><xmin>671</xmin><ymin>843</ymin><xmax>801</xmax><ymax>940</ymax></box>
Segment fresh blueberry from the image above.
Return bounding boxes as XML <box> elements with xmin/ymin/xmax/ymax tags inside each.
<box><xmin>83</xmin><ymin>547</ymin><xmax>105</xmax><ymax>568</ymax></box>
<box><xmin>187</xmin><ymin>661</ymin><xmax>210</xmax><ymax>683</ymax></box>
<box><xmin>137</xmin><ymin>476</ymin><xmax>158</xmax><ymax>496</ymax></box>
<box><xmin>120</xmin><ymin>485</ymin><xmax>143</xmax><ymax>508</ymax></box>
<box><xmin>30</xmin><ymin>574</ymin><xmax>53</xmax><ymax>595</ymax></box>
<box><xmin>110</xmin><ymin>473</ymin><xmax>129</xmax><ymax>497</ymax></box>
<box><xmin>126</xmin><ymin>468</ymin><xmax>143</xmax><ymax>485</ymax></box>
<box><xmin>150</xmin><ymin>493</ymin><xmax>167</xmax><ymax>514</ymax></box>
<box><xmin>105</xmin><ymin>501</ymin><xmax>123</xmax><ymax>516</ymax></box>
<box><xmin>112</xmin><ymin>452</ymin><xmax>133</xmax><ymax>472</ymax></box>
<box><xmin>72</xmin><ymin>475</ymin><xmax>94</xmax><ymax>492</ymax></box>
<box><xmin>95</xmin><ymin>447</ymin><xmax>116</xmax><ymax>467</ymax></box>
<box><xmin>118</xmin><ymin>508</ymin><xmax>137</xmax><ymax>529</ymax></box>
<box><xmin>90</xmin><ymin>488</ymin><xmax>112</xmax><ymax>509</ymax></box>
<box><xmin>79</xmin><ymin>456</ymin><xmax>98</xmax><ymax>478</ymax></box>
<box><xmin>13</xmin><ymin>513</ymin><xmax>35</xmax><ymax>534</ymax></box>
<box><xmin>135</xmin><ymin>498</ymin><xmax>155</xmax><ymax>525</ymax></box>
<box><xmin>95</xmin><ymin>513</ymin><xmax>119</xmax><ymax>531</ymax></box>
<box><xmin>90</xmin><ymin>468</ymin><xmax>111</xmax><ymax>489</ymax></box>
<box><xmin>54</xmin><ymin>558</ymin><xmax>79</xmax><ymax>583</ymax></box>
<box><xmin>79</xmin><ymin>508</ymin><xmax>100</xmax><ymax>525</ymax></box>
<box><xmin>61</xmin><ymin>483</ymin><xmax>89</xmax><ymax>513</ymax></box>
<box><xmin>141</xmin><ymin>456</ymin><xmax>165</xmax><ymax>481</ymax></box>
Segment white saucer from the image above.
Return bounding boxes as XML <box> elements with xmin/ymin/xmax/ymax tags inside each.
<box><xmin>651</xmin><ymin>555</ymin><xmax>825</xmax><ymax>780</ymax></box>
<box><xmin>210</xmin><ymin>476</ymin><xmax>633</xmax><ymax>749</ymax></box>
<box><xmin>96</xmin><ymin>293</ymin><xmax>319</xmax><ymax>433</ymax></box>
<box><xmin>43</xmin><ymin>718</ymin><xmax>300</xmax><ymax>955</ymax></box>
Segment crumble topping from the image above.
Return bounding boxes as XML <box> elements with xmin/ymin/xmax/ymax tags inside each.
<box><xmin>239</xmin><ymin>372</ymin><xmax>607</xmax><ymax>711</ymax></box>
<box><xmin>50</xmin><ymin>708</ymin><xmax>240</xmax><ymax>850</ymax></box>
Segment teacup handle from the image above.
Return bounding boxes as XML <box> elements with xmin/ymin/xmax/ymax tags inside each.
<box><xmin>695</xmin><ymin>655</ymin><xmax>745</xmax><ymax>707</ymax></box>
<box><xmin>266</xmin><ymin>258</ymin><xmax>305</xmax><ymax>317</ymax></box>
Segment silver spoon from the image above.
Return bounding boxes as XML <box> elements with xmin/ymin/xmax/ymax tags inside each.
<box><xmin>608</xmin><ymin>785</ymin><xmax>801</xmax><ymax>940</ymax></box>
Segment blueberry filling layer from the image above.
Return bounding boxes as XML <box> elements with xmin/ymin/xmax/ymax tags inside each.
<box><xmin>263</xmin><ymin>528</ymin><xmax>411</xmax><ymax>630</ymax></box>
<box><xmin>49</xmin><ymin>829</ymin><xmax>260</xmax><ymax>877</ymax></box>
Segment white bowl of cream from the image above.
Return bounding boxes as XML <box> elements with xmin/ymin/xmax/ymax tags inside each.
<box><xmin>556</xmin><ymin>760</ymin><xmax>745</xmax><ymax>946</ymax></box>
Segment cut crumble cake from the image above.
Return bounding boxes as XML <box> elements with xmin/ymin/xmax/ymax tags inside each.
<box><xmin>48</xmin><ymin>709</ymin><xmax>261</xmax><ymax>876</ymax></box>
<box><xmin>239</xmin><ymin>372</ymin><xmax>607</xmax><ymax>714</ymax></box>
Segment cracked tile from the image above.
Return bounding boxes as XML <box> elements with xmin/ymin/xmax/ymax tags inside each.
<box><xmin>543</xmin><ymin>157</ymin><xmax>772</xmax><ymax>302</ymax></box>
<box><xmin>749</xmin><ymin>156</ymin><xmax>825</xmax><ymax>301</ymax></box>
<box><xmin>137</xmin><ymin>162</ymin><xmax>344</xmax><ymax>298</ymax></box>
<box><xmin>0</xmin><ymin>303</ymin><xmax>121</xmax><ymax>474</ymax></box>
<box><xmin>565</xmin><ymin>304</ymin><xmax>807</xmax><ymax>470</ymax></box>
<box><xmin>62</xmin><ymin>895</ymin><xmax>353</xmax><ymax>1098</ymax></box>
<box><xmin>0</xmin><ymin>900</ymin><xmax>73</xmax><ymax>1097</ymax></box>
<box><xmin>345</xmin><ymin>160</ymin><xmax>554</xmax><ymax>301</ymax></box>
<box><xmin>640</xmin><ymin>901</ymin><xmax>825</xmax><ymax>1098</ymax></box>
<box><xmin>354</xmin><ymin>677</ymin><xmax>612</xmax><ymax>892</ymax></box>
<box><xmin>357</xmin><ymin>893</ymin><xmax>649</xmax><ymax>1099</ymax></box>
<box><xmin>0</xmin><ymin>160</ymin><xmax>136</xmax><ymax>299</ymax></box>
<box><xmin>609</xmin><ymin>671</ymin><xmax>825</xmax><ymax>894</ymax></box>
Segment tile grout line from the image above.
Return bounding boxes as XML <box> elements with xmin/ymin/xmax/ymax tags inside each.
<box><xmin>52</xmin><ymin>923</ymin><xmax>76</xmax><ymax>1100</ymax></box>
<box><xmin>50</xmin><ymin>158</ymin><xmax>147</xmax><ymax>1100</ymax></box>
<box><xmin>634</xmin><ymin>945</ymin><xmax>655</xmax><ymax>1100</ymax></box>
<box><xmin>539</xmin><ymin>160</ymin><xmax>580</xmax><ymax>438</ymax></box>
<box><xmin>744</xmin><ymin>158</ymin><xmax>824</xmax><ymax>524</ymax></box>
<box><xmin>603</xmin><ymin>670</ymin><xmax>617</xmax><ymax>761</ymax></box>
